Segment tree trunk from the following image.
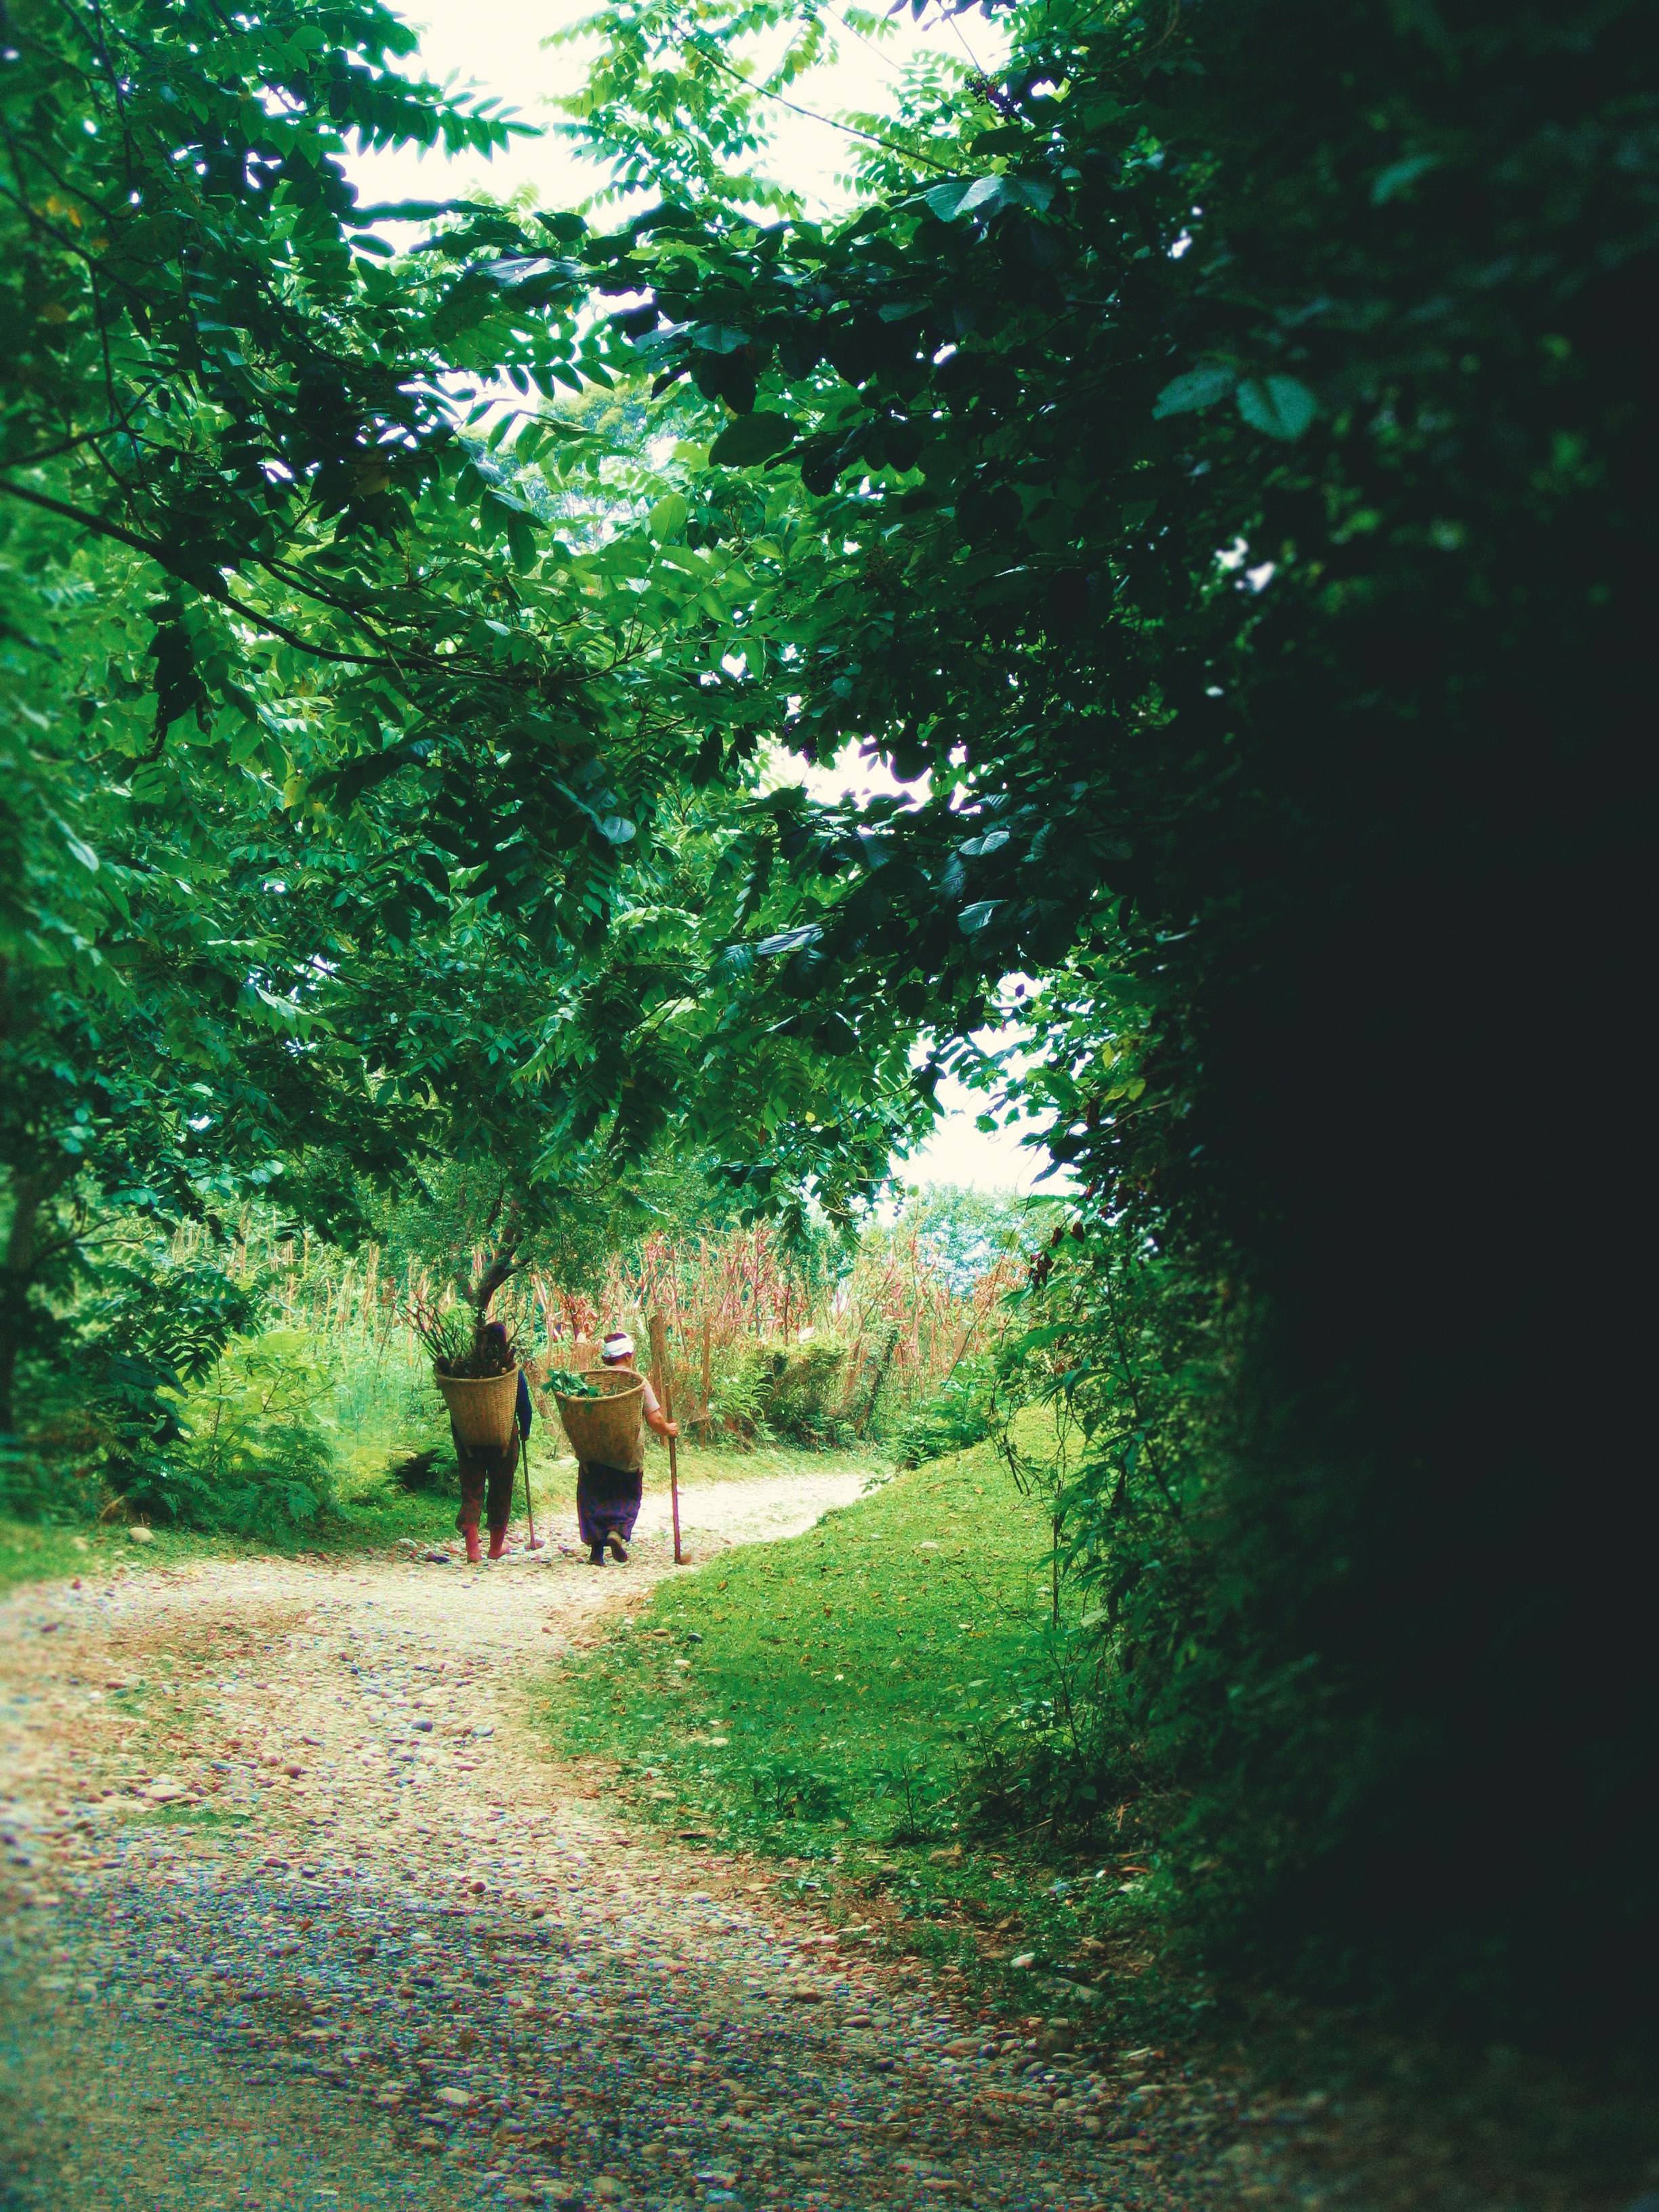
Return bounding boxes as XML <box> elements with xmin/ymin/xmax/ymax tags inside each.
<box><xmin>461</xmin><ymin>1202</ymin><xmax>525</xmax><ymax>1324</ymax></box>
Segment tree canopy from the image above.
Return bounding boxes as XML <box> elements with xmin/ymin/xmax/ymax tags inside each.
<box><xmin>1</xmin><ymin>0</ymin><xmax>924</xmax><ymax>1427</ymax></box>
<box><xmin>3</xmin><ymin>0</ymin><xmax>1652</xmax><ymax>2041</ymax></box>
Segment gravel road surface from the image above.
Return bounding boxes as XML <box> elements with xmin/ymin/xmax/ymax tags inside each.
<box><xmin>0</xmin><ymin>1469</ymin><xmax>1221</xmax><ymax>2212</ymax></box>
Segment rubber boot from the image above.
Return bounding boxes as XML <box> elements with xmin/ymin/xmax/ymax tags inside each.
<box><xmin>487</xmin><ymin>1526</ymin><xmax>508</xmax><ymax>1561</ymax></box>
<box><xmin>462</xmin><ymin>1521</ymin><xmax>483</xmax><ymax>1565</ymax></box>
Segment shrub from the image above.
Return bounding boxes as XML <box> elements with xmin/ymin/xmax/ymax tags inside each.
<box><xmin>0</xmin><ymin>1425</ymin><xmax>102</xmax><ymax>1525</ymax></box>
<box><xmin>755</xmin><ymin>1337</ymin><xmax>852</xmax><ymax>1446</ymax></box>
<box><xmin>1</xmin><ymin>1247</ymin><xmax>272</xmax><ymax>1528</ymax></box>
<box><xmin>693</xmin><ymin>1334</ymin><xmax>851</xmax><ymax>1448</ymax></box>
<box><xmin>118</xmin><ymin>1328</ymin><xmax>341</xmax><ymax>1538</ymax></box>
<box><xmin>750</xmin><ymin>1757</ymin><xmax>845</xmax><ymax>1824</ymax></box>
<box><xmin>892</xmin><ymin>1351</ymin><xmax>998</xmax><ymax>1468</ymax></box>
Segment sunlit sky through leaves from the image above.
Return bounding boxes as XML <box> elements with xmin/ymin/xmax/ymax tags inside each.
<box><xmin>348</xmin><ymin>0</ymin><xmax>1008</xmax><ymax>219</ymax></box>
<box><xmin>349</xmin><ymin>0</ymin><xmax>1042</xmax><ymax>1193</ymax></box>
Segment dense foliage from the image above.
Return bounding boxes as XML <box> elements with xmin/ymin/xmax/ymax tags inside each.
<box><xmin>0</xmin><ymin>0</ymin><xmax>923</xmax><ymax>1456</ymax></box>
<box><xmin>4</xmin><ymin>0</ymin><xmax>1651</xmax><ymax>2046</ymax></box>
<box><xmin>554</xmin><ymin>0</ymin><xmax>1654</xmax><ymax>2034</ymax></box>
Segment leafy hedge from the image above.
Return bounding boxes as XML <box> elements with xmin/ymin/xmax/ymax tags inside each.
<box><xmin>558</xmin><ymin>0</ymin><xmax>1656</xmax><ymax>2040</ymax></box>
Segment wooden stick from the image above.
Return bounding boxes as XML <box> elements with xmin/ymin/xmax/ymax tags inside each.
<box><xmin>649</xmin><ymin>1311</ymin><xmax>684</xmax><ymax>1565</ymax></box>
<box><xmin>520</xmin><ymin>1428</ymin><xmax>539</xmax><ymax>1550</ymax></box>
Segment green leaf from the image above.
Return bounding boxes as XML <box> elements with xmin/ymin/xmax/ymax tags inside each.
<box><xmin>814</xmin><ymin>1012</ymin><xmax>858</xmax><ymax>1054</ymax></box>
<box><xmin>970</xmin><ymin>126</ymin><xmax>1033</xmax><ymax>155</ymax></box>
<box><xmin>1236</xmin><ymin>375</ymin><xmax>1317</xmax><ymax>441</ymax></box>
<box><xmin>689</xmin><ymin>323</ymin><xmax>757</xmax><ymax>354</ymax></box>
<box><xmin>648</xmin><ymin>493</ymin><xmax>691</xmax><ymax>541</ymax></box>
<box><xmin>708</xmin><ymin>414</ymin><xmax>799</xmax><ymax>468</ymax></box>
<box><xmin>348</xmin><ymin>199</ymin><xmax>485</xmax><ymax>222</ymax></box>
<box><xmin>506</xmin><ymin>512</ymin><xmax>539</xmax><ymax>571</ymax></box>
<box><xmin>58</xmin><ymin>823</ymin><xmax>100</xmax><ymax>872</ymax></box>
<box><xmin>1371</xmin><ymin>154</ymin><xmax>1441</xmax><ymax>205</ymax></box>
<box><xmin>1153</xmin><ymin>365</ymin><xmax>1237</xmax><ymax>417</ymax></box>
<box><xmin>918</xmin><ymin>173</ymin><xmax>1053</xmax><ymax>220</ymax></box>
<box><xmin>754</xmin><ymin>925</ymin><xmax>823</xmax><ymax>958</ymax></box>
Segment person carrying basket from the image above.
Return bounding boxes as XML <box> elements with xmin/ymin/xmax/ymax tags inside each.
<box><xmin>576</xmin><ymin>1330</ymin><xmax>677</xmax><ymax>1565</ymax></box>
<box><xmin>453</xmin><ymin>1320</ymin><xmax>533</xmax><ymax>1565</ymax></box>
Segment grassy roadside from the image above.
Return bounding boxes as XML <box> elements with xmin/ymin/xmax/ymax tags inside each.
<box><xmin>0</xmin><ymin>1439</ymin><xmax>867</xmax><ymax>1595</ymax></box>
<box><xmin>548</xmin><ymin>1444</ymin><xmax>1659</xmax><ymax>2212</ymax></box>
<box><xmin>548</xmin><ymin>1434</ymin><xmax>1185</xmax><ymax>2054</ymax></box>
<box><xmin>0</xmin><ymin>1492</ymin><xmax>457</xmax><ymax>1595</ymax></box>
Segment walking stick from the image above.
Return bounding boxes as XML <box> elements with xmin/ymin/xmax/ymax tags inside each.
<box><xmin>521</xmin><ymin>1425</ymin><xmax>541</xmax><ymax>1550</ymax></box>
<box><xmin>649</xmin><ymin>1312</ymin><xmax>685</xmax><ymax>1566</ymax></box>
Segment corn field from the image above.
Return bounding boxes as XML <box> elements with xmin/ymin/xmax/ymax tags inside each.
<box><xmin>163</xmin><ymin>1214</ymin><xmax>1021</xmax><ymax>1452</ymax></box>
<box><xmin>527</xmin><ymin>1221</ymin><xmax>1021</xmax><ymax>1446</ymax></box>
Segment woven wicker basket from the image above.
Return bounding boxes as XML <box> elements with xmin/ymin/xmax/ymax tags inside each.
<box><xmin>554</xmin><ymin>1368</ymin><xmax>643</xmax><ymax>1468</ymax></box>
<box><xmin>434</xmin><ymin>1366</ymin><xmax>520</xmax><ymax>1451</ymax></box>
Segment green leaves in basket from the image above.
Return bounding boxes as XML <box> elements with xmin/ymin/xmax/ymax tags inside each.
<box><xmin>548</xmin><ymin>1370</ymin><xmax>600</xmax><ymax>1397</ymax></box>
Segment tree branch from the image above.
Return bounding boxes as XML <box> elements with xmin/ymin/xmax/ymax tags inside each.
<box><xmin>683</xmin><ymin>42</ymin><xmax>961</xmax><ymax>177</ymax></box>
<box><xmin>0</xmin><ymin>475</ymin><xmax>416</xmax><ymax>672</ymax></box>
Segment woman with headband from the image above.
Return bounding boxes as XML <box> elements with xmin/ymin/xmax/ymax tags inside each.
<box><xmin>577</xmin><ymin>1330</ymin><xmax>678</xmax><ymax>1564</ymax></box>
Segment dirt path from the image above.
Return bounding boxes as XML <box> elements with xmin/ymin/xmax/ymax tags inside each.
<box><xmin>0</xmin><ymin>1471</ymin><xmax>1210</xmax><ymax>2212</ymax></box>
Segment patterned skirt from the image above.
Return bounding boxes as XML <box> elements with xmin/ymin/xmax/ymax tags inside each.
<box><xmin>575</xmin><ymin>1460</ymin><xmax>644</xmax><ymax>1547</ymax></box>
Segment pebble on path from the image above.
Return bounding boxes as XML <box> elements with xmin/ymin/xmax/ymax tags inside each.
<box><xmin>0</xmin><ymin>1473</ymin><xmax>1239</xmax><ymax>2212</ymax></box>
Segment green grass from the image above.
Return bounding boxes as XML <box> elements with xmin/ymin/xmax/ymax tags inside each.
<box><xmin>639</xmin><ymin>1438</ymin><xmax>880</xmax><ymax>1489</ymax></box>
<box><xmin>549</xmin><ymin>1434</ymin><xmax>1176</xmax><ymax>2045</ymax></box>
<box><xmin>124</xmin><ymin>1802</ymin><xmax>256</xmax><ymax>1831</ymax></box>
<box><xmin>0</xmin><ymin>1521</ymin><xmax>115</xmax><ymax>1594</ymax></box>
<box><xmin>0</xmin><ymin>1495</ymin><xmax>452</xmax><ymax>1593</ymax></box>
<box><xmin>556</xmin><ymin>1443</ymin><xmax>1044</xmax><ymax>1841</ymax></box>
<box><xmin>0</xmin><ymin>1422</ymin><xmax>876</xmax><ymax>1596</ymax></box>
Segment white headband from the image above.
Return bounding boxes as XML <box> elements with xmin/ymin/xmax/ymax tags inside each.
<box><xmin>601</xmin><ymin>1332</ymin><xmax>634</xmax><ymax>1360</ymax></box>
